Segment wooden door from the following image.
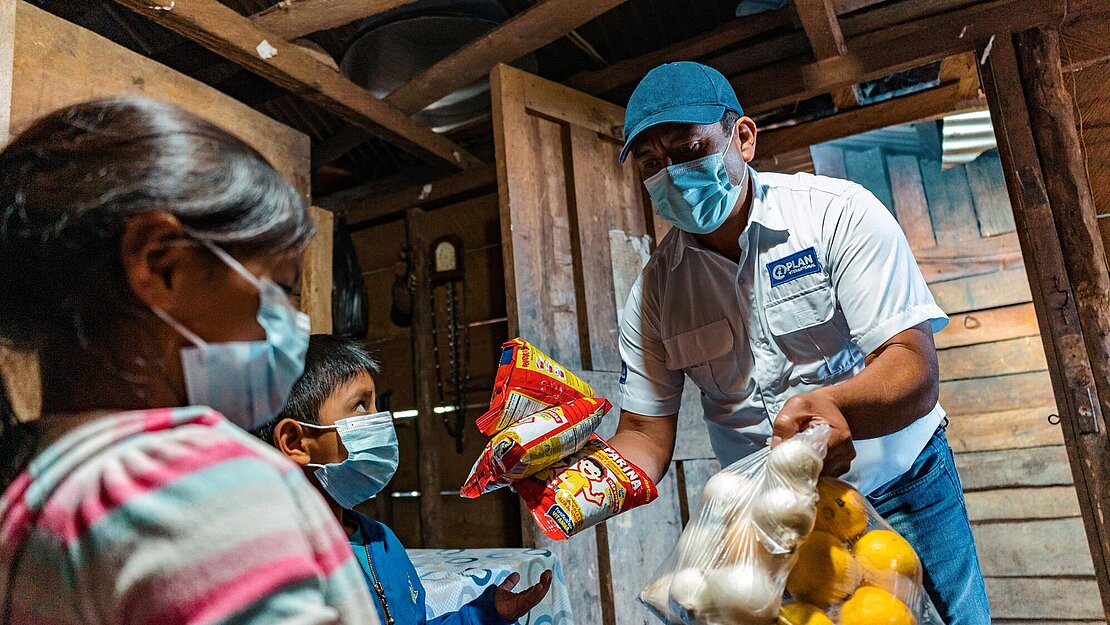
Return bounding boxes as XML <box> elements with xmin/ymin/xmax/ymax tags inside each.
<box><xmin>490</xmin><ymin>64</ymin><xmax>714</xmax><ymax>625</ymax></box>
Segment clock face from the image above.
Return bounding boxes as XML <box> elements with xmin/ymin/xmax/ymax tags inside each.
<box><xmin>435</xmin><ymin>241</ymin><xmax>458</xmax><ymax>272</ymax></box>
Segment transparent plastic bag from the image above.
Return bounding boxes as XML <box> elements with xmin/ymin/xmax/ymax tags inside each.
<box><xmin>640</xmin><ymin>426</ymin><xmax>943</xmax><ymax>625</ymax></box>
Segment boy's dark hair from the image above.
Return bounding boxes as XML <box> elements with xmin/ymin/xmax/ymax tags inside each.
<box><xmin>252</xmin><ymin>334</ymin><xmax>381</xmax><ymax>445</ymax></box>
<box><xmin>721</xmin><ymin>109</ymin><xmax>741</xmax><ymax>134</ymax></box>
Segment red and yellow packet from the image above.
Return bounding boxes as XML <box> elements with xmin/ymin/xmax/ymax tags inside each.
<box><xmin>514</xmin><ymin>434</ymin><xmax>658</xmax><ymax>541</ymax></box>
<box><xmin>475</xmin><ymin>338</ymin><xmax>594</xmax><ymax>435</ymax></box>
<box><xmin>461</xmin><ymin>397</ymin><xmax>612</xmax><ymax>498</ymax></box>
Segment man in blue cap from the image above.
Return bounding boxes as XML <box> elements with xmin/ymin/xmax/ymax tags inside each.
<box><xmin>606</xmin><ymin>62</ymin><xmax>990</xmax><ymax>623</ymax></box>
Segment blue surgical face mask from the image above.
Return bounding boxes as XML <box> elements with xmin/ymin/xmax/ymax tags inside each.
<box><xmin>152</xmin><ymin>240</ymin><xmax>311</xmax><ymax>431</ymax></box>
<box><xmin>643</xmin><ymin>130</ymin><xmax>747</xmax><ymax>235</ymax></box>
<box><xmin>305</xmin><ymin>411</ymin><xmax>399</xmax><ymax>509</ymax></box>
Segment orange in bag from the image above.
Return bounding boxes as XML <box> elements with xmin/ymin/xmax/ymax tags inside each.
<box><xmin>476</xmin><ymin>338</ymin><xmax>594</xmax><ymax>435</ymax></box>
<box><xmin>514</xmin><ymin>434</ymin><xmax>658</xmax><ymax>541</ymax></box>
<box><xmin>461</xmin><ymin>397</ymin><xmax>612</xmax><ymax>498</ymax></box>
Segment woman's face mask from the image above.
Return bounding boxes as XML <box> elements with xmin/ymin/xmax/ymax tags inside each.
<box><xmin>643</xmin><ymin>128</ymin><xmax>747</xmax><ymax>235</ymax></box>
<box><xmin>152</xmin><ymin>239</ymin><xmax>311</xmax><ymax>431</ymax></box>
<box><xmin>303</xmin><ymin>412</ymin><xmax>399</xmax><ymax>510</ymax></box>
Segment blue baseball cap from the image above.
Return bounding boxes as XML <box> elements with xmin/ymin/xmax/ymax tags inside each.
<box><xmin>619</xmin><ymin>62</ymin><xmax>744</xmax><ymax>163</ymax></box>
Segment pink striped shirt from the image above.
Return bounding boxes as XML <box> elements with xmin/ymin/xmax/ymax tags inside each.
<box><xmin>0</xmin><ymin>406</ymin><xmax>381</xmax><ymax>625</ymax></box>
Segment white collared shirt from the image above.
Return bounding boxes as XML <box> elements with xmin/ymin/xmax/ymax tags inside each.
<box><xmin>618</xmin><ymin>168</ymin><xmax>948</xmax><ymax>495</ymax></box>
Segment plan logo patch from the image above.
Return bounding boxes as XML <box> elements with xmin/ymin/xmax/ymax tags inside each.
<box><xmin>767</xmin><ymin>247</ymin><xmax>821</xmax><ymax>287</ymax></box>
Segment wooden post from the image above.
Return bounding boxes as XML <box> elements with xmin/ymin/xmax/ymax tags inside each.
<box><xmin>980</xmin><ymin>32</ymin><xmax>1110</xmax><ymax>617</ymax></box>
<box><xmin>299</xmin><ymin>206</ymin><xmax>334</xmax><ymax>334</ymax></box>
<box><xmin>406</xmin><ymin>207</ymin><xmax>442</xmax><ymax>548</ymax></box>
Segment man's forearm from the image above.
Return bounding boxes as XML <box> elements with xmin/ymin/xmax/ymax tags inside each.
<box><xmin>608</xmin><ymin>411</ymin><xmax>679</xmax><ymax>483</ymax></box>
<box><xmin>821</xmin><ymin>323</ymin><xmax>940</xmax><ymax>440</ymax></box>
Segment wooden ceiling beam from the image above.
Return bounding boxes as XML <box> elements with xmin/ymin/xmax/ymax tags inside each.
<box><xmin>110</xmin><ymin>0</ymin><xmax>482</xmax><ymax>171</ymax></box>
<box><xmin>250</xmin><ymin>0</ymin><xmax>418</xmax><ymax>40</ymax></box>
<box><xmin>324</xmin><ymin>163</ymin><xmax>499</xmax><ymax>225</ymax></box>
<box><xmin>735</xmin><ymin>0</ymin><xmax>1064</xmax><ymax>115</ymax></box>
<box><xmin>755</xmin><ymin>59</ymin><xmax>983</xmax><ymax>157</ymax></box>
<box><xmin>793</xmin><ymin>0</ymin><xmax>859</xmax><ymax>109</ymax></box>
<box><xmin>314</xmin><ymin>0</ymin><xmax>628</xmax><ymax>167</ymax></box>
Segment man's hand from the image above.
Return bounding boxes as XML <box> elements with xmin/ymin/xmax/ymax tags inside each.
<box><xmin>773</xmin><ymin>389</ymin><xmax>855</xmax><ymax>477</ymax></box>
<box><xmin>494</xmin><ymin>570</ymin><xmax>553</xmax><ymax>621</ymax></box>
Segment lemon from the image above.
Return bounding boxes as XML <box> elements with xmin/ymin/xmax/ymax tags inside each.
<box><xmin>853</xmin><ymin>530</ymin><xmax>921</xmax><ymax>581</ymax></box>
<box><xmin>813</xmin><ymin>479</ymin><xmax>869</xmax><ymax>541</ymax></box>
<box><xmin>839</xmin><ymin>586</ymin><xmax>917</xmax><ymax>625</ymax></box>
<box><xmin>785</xmin><ymin>531</ymin><xmax>863</xmax><ymax>608</ymax></box>
<box><xmin>778</xmin><ymin>601</ymin><xmax>834</xmax><ymax>625</ymax></box>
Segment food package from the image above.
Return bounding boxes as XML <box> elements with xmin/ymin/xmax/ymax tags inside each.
<box><xmin>460</xmin><ymin>397</ymin><xmax>612</xmax><ymax>498</ymax></box>
<box><xmin>640</xmin><ymin>424</ymin><xmax>941</xmax><ymax>625</ymax></box>
<box><xmin>514</xmin><ymin>434</ymin><xmax>658</xmax><ymax>540</ymax></box>
<box><xmin>475</xmin><ymin>338</ymin><xmax>595</xmax><ymax>435</ymax></box>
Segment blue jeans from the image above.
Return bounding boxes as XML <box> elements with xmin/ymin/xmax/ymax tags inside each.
<box><xmin>866</xmin><ymin>426</ymin><xmax>991</xmax><ymax>625</ymax></box>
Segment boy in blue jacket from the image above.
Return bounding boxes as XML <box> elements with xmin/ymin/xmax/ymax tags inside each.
<box><xmin>255</xmin><ymin>335</ymin><xmax>552</xmax><ymax>625</ymax></box>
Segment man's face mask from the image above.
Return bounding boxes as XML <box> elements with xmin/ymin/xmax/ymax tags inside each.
<box><xmin>152</xmin><ymin>239</ymin><xmax>311</xmax><ymax>431</ymax></box>
<box><xmin>303</xmin><ymin>411</ymin><xmax>399</xmax><ymax>510</ymax></box>
<box><xmin>643</xmin><ymin>128</ymin><xmax>748</xmax><ymax>235</ymax></box>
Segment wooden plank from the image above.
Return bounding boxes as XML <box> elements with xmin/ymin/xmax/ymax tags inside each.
<box><xmin>982</xmin><ymin>35</ymin><xmax>1110</xmax><ymax>617</ymax></box>
<box><xmin>929</xmin><ymin>268</ymin><xmax>1032</xmax><ymax>314</ymax></box>
<box><xmin>757</xmin><ymin>81</ymin><xmax>984</xmax><ymax>159</ymax></box>
<box><xmin>1070</xmin><ymin>62</ymin><xmax>1110</xmax><ymax>218</ymax></box>
<box><xmin>965</xmin><ymin>486</ymin><xmax>1081</xmax><ymax>521</ymax></box>
<box><xmin>0</xmin><ymin>0</ymin><xmax>13</xmax><ymax>146</ymax></box>
<box><xmin>975</xmin><ymin>518</ymin><xmax>1096</xmax><ymax>576</ymax></box>
<box><xmin>564</xmin><ymin>7</ymin><xmax>794</xmax><ymax>95</ymax></box>
<box><xmin>407</xmin><ymin>208</ymin><xmax>441</xmax><ymax>548</ymax></box>
<box><xmin>924</xmin><ymin>162</ymin><xmax>978</xmax><ymax>243</ymax></box>
<box><xmin>794</xmin><ymin>0</ymin><xmax>859</xmax><ymax>109</ymax></box>
<box><xmin>11</xmin><ymin>1</ymin><xmax>311</xmax><ymax>197</ymax></box>
<box><xmin>568</xmin><ymin>126</ymin><xmax>646</xmax><ymax>373</ymax></box>
<box><xmin>300</xmin><ymin>207</ymin><xmax>334</xmax><ymax>333</ymax></box>
<box><xmin>955</xmin><ymin>445</ymin><xmax>1075</xmax><ymax>491</ymax></box>
<box><xmin>680</xmin><ymin>458</ymin><xmax>721</xmax><ymax>522</ymax></box>
<box><xmin>1060</xmin><ymin>0</ymin><xmax>1110</xmax><ymax>70</ymax></box>
<box><xmin>939</xmin><ymin>370</ymin><xmax>1056</xmax><ymax>416</ymax></box>
<box><xmin>935</xmin><ymin>303</ymin><xmax>1040</xmax><ymax>349</ymax></box>
<box><xmin>843</xmin><ymin>147</ymin><xmax>894</xmax><ymax>213</ymax></box>
<box><xmin>913</xmin><ymin>232</ymin><xmax>1024</xmax><ymax>284</ymax></box>
<box><xmin>325</xmin><ymin>164</ymin><xmax>499</xmax><ymax>224</ymax></box>
<box><xmin>948</xmin><ymin>406</ymin><xmax>1062</xmax><ymax>452</ymax></box>
<box><xmin>1013</xmin><ymin>30</ymin><xmax>1110</xmax><ymax>615</ymax></box>
<box><xmin>250</xmin><ymin>0</ymin><xmax>418</xmax><ymax>40</ymax></box>
<box><xmin>732</xmin><ymin>0</ymin><xmax>1066</xmax><ymax>115</ymax></box>
<box><xmin>887</xmin><ymin>153</ymin><xmax>935</xmax><ymax>249</ymax></box>
<box><xmin>390</xmin><ymin>0</ymin><xmax>625</xmax><ymax>114</ymax></box>
<box><xmin>966</xmin><ymin>149</ymin><xmax>1016</xmax><ymax>236</ymax></box>
<box><xmin>938</xmin><ymin>335</ymin><xmax>1048</xmax><ymax>381</ymax></box>
<box><xmin>316</xmin><ymin>0</ymin><xmax>627</xmax><ymax>165</ymax></box>
<box><xmin>810</xmin><ymin>144</ymin><xmax>847</xmax><ymax>178</ymax></box>
<box><xmin>605</xmin><ymin>468</ymin><xmax>683</xmax><ymax>625</ymax></box>
<box><xmin>110</xmin><ymin>0</ymin><xmax>481</xmax><ymax>171</ymax></box>
<box><xmin>985</xmin><ymin>577</ymin><xmax>1105</xmax><ymax>620</ymax></box>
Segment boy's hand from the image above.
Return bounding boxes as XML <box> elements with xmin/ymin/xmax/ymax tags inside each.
<box><xmin>494</xmin><ymin>570</ymin><xmax>553</xmax><ymax>621</ymax></box>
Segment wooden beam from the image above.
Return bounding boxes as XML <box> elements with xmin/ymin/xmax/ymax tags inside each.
<box><xmin>250</xmin><ymin>0</ymin><xmax>417</xmax><ymax>40</ymax></box>
<box><xmin>565</xmin><ymin>0</ymin><xmax>978</xmax><ymax>98</ymax></box>
<box><xmin>299</xmin><ymin>207</ymin><xmax>333</xmax><ymax>333</ymax></box>
<box><xmin>755</xmin><ymin>79</ymin><xmax>983</xmax><ymax>157</ymax></box>
<box><xmin>564</xmin><ymin>6</ymin><xmax>795</xmax><ymax>95</ymax></box>
<box><xmin>980</xmin><ymin>31</ymin><xmax>1110</xmax><ymax>617</ymax></box>
<box><xmin>111</xmin><ymin>0</ymin><xmax>482</xmax><ymax>170</ymax></box>
<box><xmin>734</xmin><ymin>0</ymin><xmax>1064</xmax><ymax>114</ymax></box>
<box><xmin>793</xmin><ymin>0</ymin><xmax>860</xmax><ymax>109</ymax></box>
<box><xmin>324</xmin><ymin>163</ymin><xmax>499</xmax><ymax>224</ymax></box>
<box><xmin>315</xmin><ymin>0</ymin><xmax>628</xmax><ymax>166</ymax></box>
<box><xmin>1015</xmin><ymin>28</ymin><xmax>1110</xmax><ymax>617</ymax></box>
<box><xmin>407</xmin><ymin>207</ymin><xmax>442</xmax><ymax>548</ymax></box>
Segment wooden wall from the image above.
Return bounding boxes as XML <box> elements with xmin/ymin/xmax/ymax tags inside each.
<box><xmin>348</xmin><ymin>193</ymin><xmax>521</xmax><ymax>549</ymax></box>
<box><xmin>815</xmin><ymin>139</ymin><xmax>1105</xmax><ymax>624</ymax></box>
<box><xmin>0</xmin><ymin>1</ymin><xmax>322</xmax><ymax>418</ymax></box>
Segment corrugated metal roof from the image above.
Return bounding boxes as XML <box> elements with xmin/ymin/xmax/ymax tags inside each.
<box><xmin>941</xmin><ymin>110</ymin><xmax>996</xmax><ymax>168</ymax></box>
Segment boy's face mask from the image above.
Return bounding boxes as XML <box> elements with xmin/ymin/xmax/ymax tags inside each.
<box><xmin>303</xmin><ymin>411</ymin><xmax>399</xmax><ymax>510</ymax></box>
<box><xmin>152</xmin><ymin>239</ymin><xmax>311</xmax><ymax>431</ymax></box>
